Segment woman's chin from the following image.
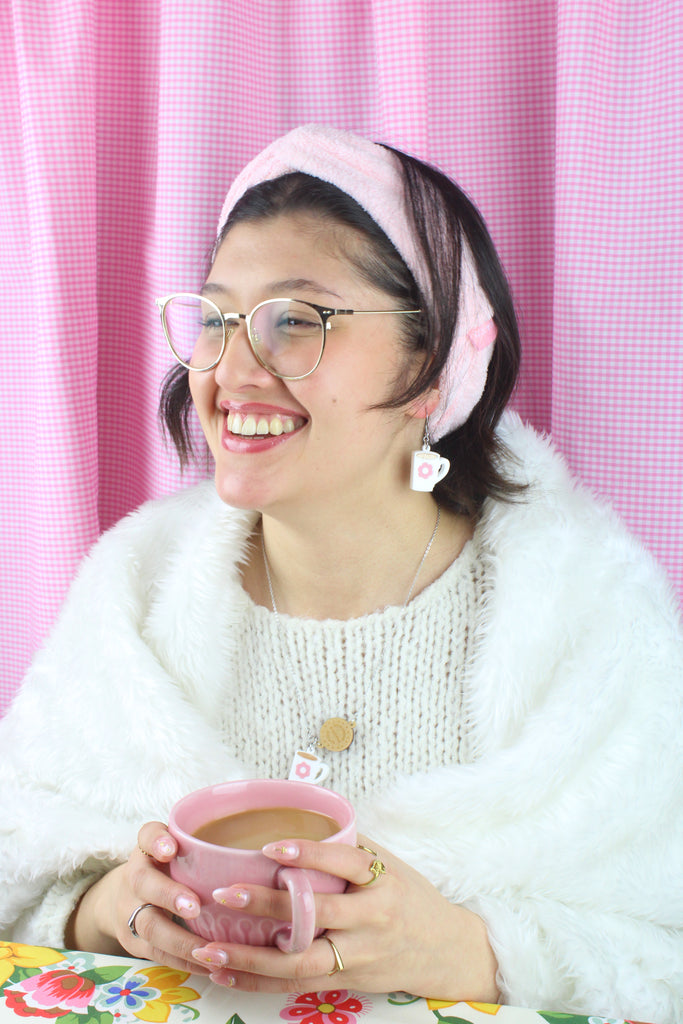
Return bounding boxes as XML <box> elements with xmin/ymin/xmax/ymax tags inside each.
<box><xmin>211</xmin><ymin>465</ymin><xmax>274</xmax><ymax>512</ymax></box>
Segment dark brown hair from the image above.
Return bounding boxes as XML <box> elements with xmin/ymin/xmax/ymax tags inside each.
<box><xmin>160</xmin><ymin>147</ymin><xmax>524</xmax><ymax>516</ymax></box>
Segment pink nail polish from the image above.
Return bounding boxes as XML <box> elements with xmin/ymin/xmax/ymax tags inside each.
<box><xmin>262</xmin><ymin>841</ymin><xmax>299</xmax><ymax>860</ymax></box>
<box><xmin>213</xmin><ymin>887</ymin><xmax>250</xmax><ymax>907</ymax></box>
<box><xmin>210</xmin><ymin>971</ymin><xmax>236</xmax><ymax>988</ymax></box>
<box><xmin>175</xmin><ymin>894</ymin><xmax>200</xmax><ymax>917</ymax></box>
<box><xmin>193</xmin><ymin>947</ymin><xmax>228</xmax><ymax>967</ymax></box>
<box><xmin>153</xmin><ymin>836</ymin><xmax>176</xmax><ymax>858</ymax></box>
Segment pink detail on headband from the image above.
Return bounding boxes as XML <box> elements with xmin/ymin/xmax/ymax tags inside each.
<box><xmin>468</xmin><ymin>319</ymin><xmax>498</xmax><ymax>351</ymax></box>
<box><xmin>217</xmin><ymin>125</ymin><xmax>496</xmax><ymax>439</ymax></box>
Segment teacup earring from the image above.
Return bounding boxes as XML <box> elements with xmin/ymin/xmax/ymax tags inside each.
<box><xmin>410</xmin><ymin>418</ymin><xmax>450</xmax><ymax>492</ymax></box>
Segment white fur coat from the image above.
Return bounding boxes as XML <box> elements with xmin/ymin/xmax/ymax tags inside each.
<box><xmin>1</xmin><ymin>415</ymin><xmax>682</xmax><ymax>1023</ymax></box>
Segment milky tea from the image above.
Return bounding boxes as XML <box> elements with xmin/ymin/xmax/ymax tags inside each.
<box><xmin>193</xmin><ymin>806</ymin><xmax>340</xmax><ymax>850</ymax></box>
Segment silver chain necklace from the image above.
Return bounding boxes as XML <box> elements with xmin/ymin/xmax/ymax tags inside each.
<box><xmin>260</xmin><ymin>507</ymin><xmax>441</xmax><ymax>767</ymax></box>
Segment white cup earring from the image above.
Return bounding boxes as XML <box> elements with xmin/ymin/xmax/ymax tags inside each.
<box><xmin>410</xmin><ymin>418</ymin><xmax>450</xmax><ymax>492</ymax></box>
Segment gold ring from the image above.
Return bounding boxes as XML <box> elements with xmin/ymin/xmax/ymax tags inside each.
<box><xmin>138</xmin><ymin>846</ymin><xmax>153</xmax><ymax>858</ymax></box>
<box><xmin>324</xmin><ymin>935</ymin><xmax>344</xmax><ymax>975</ymax></box>
<box><xmin>359</xmin><ymin>858</ymin><xmax>386</xmax><ymax>885</ymax></box>
<box><xmin>357</xmin><ymin>845</ymin><xmax>386</xmax><ymax>886</ymax></box>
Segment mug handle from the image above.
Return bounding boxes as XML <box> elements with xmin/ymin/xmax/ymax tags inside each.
<box><xmin>274</xmin><ymin>866</ymin><xmax>316</xmax><ymax>953</ymax></box>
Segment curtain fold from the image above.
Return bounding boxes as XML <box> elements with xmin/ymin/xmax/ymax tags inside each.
<box><xmin>1</xmin><ymin>0</ymin><xmax>680</xmax><ymax>711</ymax></box>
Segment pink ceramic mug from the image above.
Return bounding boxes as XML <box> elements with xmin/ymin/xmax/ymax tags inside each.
<box><xmin>167</xmin><ymin>779</ymin><xmax>356</xmax><ymax>953</ymax></box>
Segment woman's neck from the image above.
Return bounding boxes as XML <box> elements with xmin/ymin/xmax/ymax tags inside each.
<box><xmin>243</xmin><ymin>496</ymin><xmax>474</xmax><ymax>620</ymax></box>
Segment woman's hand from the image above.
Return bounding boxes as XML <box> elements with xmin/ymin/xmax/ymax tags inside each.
<box><xmin>66</xmin><ymin>821</ymin><xmax>208</xmax><ymax>974</ymax></box>
<box><xmin>196</xmin><ymin>835</ymin><xmax>499</xmax><ymax>1002</ymax></box>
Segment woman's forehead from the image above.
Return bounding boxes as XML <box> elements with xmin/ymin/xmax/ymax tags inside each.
<box><xmin>209</xmin><ymin>213</ymin><xmax>383</xmax><ymax>298</ymax></box>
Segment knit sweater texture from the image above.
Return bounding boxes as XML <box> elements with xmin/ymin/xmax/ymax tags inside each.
<box><xmin>1</xmin><ymin>414</ymin><xmax>682</xmax><ymax>1023</ymax></box>
<box><xmin>226</xmin><ymin>538</ymin><xmax>483</xmax><ymax>798</ymax></box>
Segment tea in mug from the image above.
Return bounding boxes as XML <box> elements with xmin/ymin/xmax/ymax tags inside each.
<box><xmin>193</xmin><ymin>806</ymin><xmax>340</xmax><ymax>850</ymax></box>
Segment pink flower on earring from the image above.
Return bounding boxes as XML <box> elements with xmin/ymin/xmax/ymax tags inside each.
<box><xmin>296</xmin><ymin>762</ymin><xmax>311</xmax><ymax>779</ymax></box>
<box><xmin>418</xmin><ymin>462</ymin><xmax>434</xmax><ymax>479</ymax></box>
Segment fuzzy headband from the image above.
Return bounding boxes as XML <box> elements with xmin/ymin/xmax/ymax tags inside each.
<box><xmin>217</xmin><ymin>125</ymin><xmax>497</xmax><ymax>439</ymax></box>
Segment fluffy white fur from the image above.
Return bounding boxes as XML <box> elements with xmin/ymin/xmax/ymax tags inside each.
<box><xmin>1</xmin><ymin>414</ymin><xmax>681</xmax><ymax>1022</ymax></box>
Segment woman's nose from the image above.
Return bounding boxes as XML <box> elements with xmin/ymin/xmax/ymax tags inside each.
<box><xmin>213</xmin><ymin>320</ymin><xmax>273</xmax><ymax>388</ymax></box>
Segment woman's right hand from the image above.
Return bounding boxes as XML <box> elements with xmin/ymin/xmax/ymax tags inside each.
<box><xmin>66</xmin><ymin>821</ymin><xmax>209</xmax><ymax>974</ymax></box>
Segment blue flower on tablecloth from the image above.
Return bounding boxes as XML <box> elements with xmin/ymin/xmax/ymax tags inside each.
<box><xmin>95</xmin><ymin>975</ymin><xmax>159</xmax><ymax>1012</ymax></box>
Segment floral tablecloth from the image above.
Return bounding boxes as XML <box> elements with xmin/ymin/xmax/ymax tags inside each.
<box><xmin>0</xmin><ymin>942</ymin><xmax>649</xmax><ymax>1024</ymax></box>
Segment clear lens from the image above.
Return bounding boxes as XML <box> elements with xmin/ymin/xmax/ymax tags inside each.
<box><xmin>250</xmin><ymin>299</ymin><xmax>325</xmax><ymax>378</ymax></box>
<box><xmin>162</xmin><ymin>294</ymin><xmax>225</xmax><ymax>369</ymax></box>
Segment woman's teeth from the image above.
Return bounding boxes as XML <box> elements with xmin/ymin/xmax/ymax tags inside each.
<box><xmin>227</xmin><ymin>411</ymin><xmax>300</xmax><ymax>437</ymax></box>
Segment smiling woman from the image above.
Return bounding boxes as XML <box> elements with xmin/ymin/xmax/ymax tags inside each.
<box><xmin>0</xmin><ymin>125</ymin><xmax>681</xmax><ymax>1024</ymax></box>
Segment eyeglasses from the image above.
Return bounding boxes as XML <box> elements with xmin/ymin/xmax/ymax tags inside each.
<box><xmin>155</xmin><ymin>293</ymin><xmax>421</xmax><ymax>380</ymax></box>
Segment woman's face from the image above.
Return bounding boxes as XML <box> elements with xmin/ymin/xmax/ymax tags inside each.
<box><xmin>189</xmin><ymin>212</ymin><xmax>425</xmax><ymax>517</ymax></box>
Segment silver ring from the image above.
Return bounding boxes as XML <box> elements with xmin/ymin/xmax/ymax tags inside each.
<box><xmin>127</xmin><ymin>902</ymin><xmax>156</xmax><ymax>939</ymax></box>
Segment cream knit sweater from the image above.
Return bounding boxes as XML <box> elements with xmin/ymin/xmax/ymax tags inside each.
<box><xmin>224</xmin><ymin>541</ymin><xmax>484</xmax><ymax>802</ymax></box>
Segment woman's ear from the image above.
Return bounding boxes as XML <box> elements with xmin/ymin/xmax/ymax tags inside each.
<box><xmin>406</xmin><ymin>387</ymin><xmax>440</xmax><ymax>421</ymax></box>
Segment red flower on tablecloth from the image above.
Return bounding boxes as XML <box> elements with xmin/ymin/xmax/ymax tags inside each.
<box><xmin>280</xmin><ymin>989</ymin><xmax>370</xmax><ymax>1024</ymax></box>
<box><xmin>5</xmin><ymin>968</ymin><xmax>95</xmax><ymax>1017</ymax></box>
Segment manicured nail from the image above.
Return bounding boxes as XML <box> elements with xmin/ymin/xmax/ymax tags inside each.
<box><xmin>210</xmin><ymin>971</ymin><xmax>236</xmax><ymax>988</ymax></box>
<box><xmin>174</xmin><ymin>894</ymin><xmax>200</xmax><ymax>917</ymax></box>
<box><xmin>153</xmin><ymin>836</ymin><xmax>176</xmax><ymax>858</ymax></box>
<box><xmin>262</xmin><ymin>841</ymin><xmax>299</xmax><ymax>860</ymax></box>
<box><xmin>213</xmin><ymin>887</ymin><xmax>250</xmax><ymax>907</ymax></box>
<box><xmin>193</xmin><ymin>947</ymin><xmax>228</xmax><ymax>967</ymax></box>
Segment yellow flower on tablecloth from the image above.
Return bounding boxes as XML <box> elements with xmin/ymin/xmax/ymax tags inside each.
<box><xmin>0</xmin><ymin>942</ymin><xmax>64</xmax><ymax>987</ymax></box>
<box><xmin>131</xmin><ymin>965</ymin><xmax>200</xmax><ymax>1022</ymax></box>
<box><xmin>425</xmin><ymin>998</ymin><xmax>501</xmax><ymax>1013</ymax></box>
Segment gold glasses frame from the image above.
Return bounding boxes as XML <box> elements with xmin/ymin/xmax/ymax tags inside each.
<box><xmin>155</xmin><ymin>293</ymin><xmax>421</xmax><ymax>381</ymax></box>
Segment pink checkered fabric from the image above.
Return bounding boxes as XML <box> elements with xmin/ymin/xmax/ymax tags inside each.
<box><xmin>0</xmin><ymin>0</ymin><xmax>681</xmax><ymax>712</ymax></box>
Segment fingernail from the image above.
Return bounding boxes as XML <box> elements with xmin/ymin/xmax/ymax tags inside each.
<box><xmin>262</xmin><ymin>841</ymin><xmax>299</xmax><ymax>860</ymax></box>
<box><xmin>213</xmin><ymin>887</ymin><xmax>250</xmax><ymax>907</ymax></box>
<box><xmin>174</xmin><ymin>894</ymin><xmax>200</xmax><ymax>917</ymax></box>
<box><xmin>210</xmin><ymin>971</ymin><xmax>236</xmax><ymax>988</ymax></box>
<box><xmin>153</xmin><ymin>836</ymin><xmax>176</xmax><ymax>858</ymax></box>
<box><xmin>193</xmin><ymin>947</ymin><xmax>228</xmax><ymax>967</ymax></box>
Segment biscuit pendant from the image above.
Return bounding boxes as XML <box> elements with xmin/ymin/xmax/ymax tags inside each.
<box><xmin>318</xmin><ymin>717</ymin><xmax>356</xmax><ymax>752</ymax></box>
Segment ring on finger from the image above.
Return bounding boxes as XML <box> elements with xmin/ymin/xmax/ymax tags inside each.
<box><xmin>138</xmin><ymin>846</ymin><xmax>153</xmax><ymax>858</ymax></box>
<box><xmin>324</xmin><ymin>935</ymin><xmax>345</xmax><ymax>975</ymax></box>
<box><xmin>127</xmin><ymin>903</ymin><xmax>156</xmax><ymax>939</ymax></box>
<box><xmin>356</xmin><ymin>845</ymin><xmax>387</xmax><ymax>886</ymax></box>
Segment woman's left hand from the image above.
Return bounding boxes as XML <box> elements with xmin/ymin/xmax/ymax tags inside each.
<box><xmin>193</xmin><ymin>835</ymin><xmax>499</xmax><ymax>1002</ymax></box>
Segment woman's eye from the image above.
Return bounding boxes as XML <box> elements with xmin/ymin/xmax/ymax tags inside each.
<box><xmin>200</xmin><ymin>316</ymin><xmax>224</xmax><ymax>332</ymax></box>
<box><xmin>277</xmin><ymin>315</ymin><xmax>318</xmax><ymax>333</ymax></box>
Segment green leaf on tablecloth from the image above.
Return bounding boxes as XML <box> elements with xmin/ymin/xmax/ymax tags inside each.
<box><xmin>4</xmin><ymin>966</ymin><xmax>43</xmax><ymax>984</ymax></box>
<box><xmin>538</xmin><ymin>1014</ymin><xmax>592</xmax><ymax>1023</ymax></box>
<box><xmin>432</xmin><ymin>1013</ymin><xmax>476</xmax><ymax>1023</ymax></box>
<box><xmin>225</xmin><ymin>1014</ymin><xmax>247</xmax><ymax>1024</ymax></box>
<box><xmin>388</xmin><ymin>991</ymin><xmax>421</xmax><ymax>1004</ymax></box>
<box><xmin>80</xmin><ymin>965</ymin><xmax>130</xmax><ymax>983</ymax></box>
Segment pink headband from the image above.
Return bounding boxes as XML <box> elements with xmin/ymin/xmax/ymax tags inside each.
<box><xmin>217</xmin><ymin>125</ymin><xmax>497</xmax><ymax>439</ymax></box>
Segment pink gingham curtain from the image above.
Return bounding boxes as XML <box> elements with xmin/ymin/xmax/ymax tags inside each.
<box><xmin>1</xmin><ymin>1</ymin><xmax>681</xmax><ymax>712</ymax></box>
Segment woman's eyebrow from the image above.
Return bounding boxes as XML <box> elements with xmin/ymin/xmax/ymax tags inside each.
<box><xmin>199</xmin><ymin>278</ymin><xmax>343</xmax><ymax>300</ymax></box>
